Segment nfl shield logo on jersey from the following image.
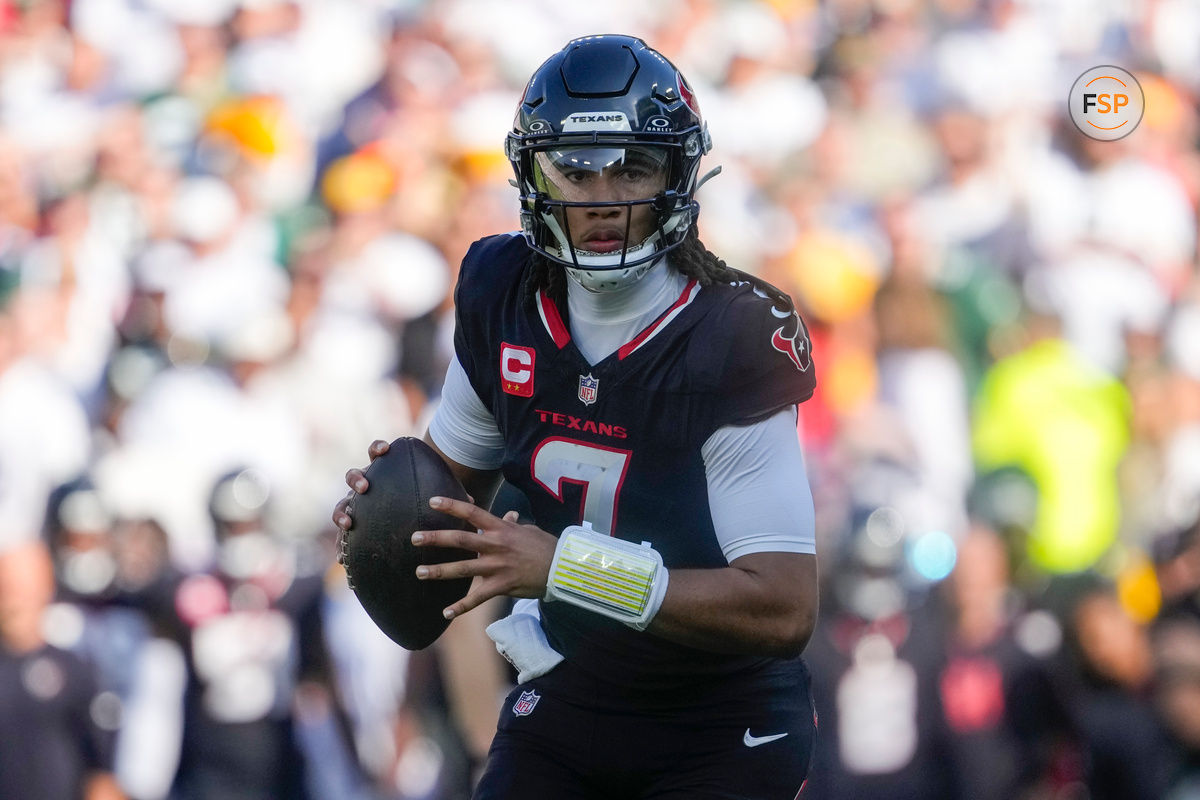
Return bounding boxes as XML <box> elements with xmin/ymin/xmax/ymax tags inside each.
<box><xmin>513</xmin><ymin>690</ymin><xmax>540</xmax><ymax>716</ymax></box>
<box><xmin>578</xmin><ymin>373</ymin><xmax>599</xmax><ymax>405</ymax></box>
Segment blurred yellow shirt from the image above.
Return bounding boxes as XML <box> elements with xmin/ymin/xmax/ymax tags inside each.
<box><xmin>972</xmin><ymin>338</ymin><xmax>1131</xmax><ymax>573</ymax></box>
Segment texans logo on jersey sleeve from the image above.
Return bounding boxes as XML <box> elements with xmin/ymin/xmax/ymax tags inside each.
<box><xmin>770</xmin><ymin>309</ymin><xmax>812</xmax><ymax>372</ymax></box>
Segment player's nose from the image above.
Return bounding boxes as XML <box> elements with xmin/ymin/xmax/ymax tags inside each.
<box><xmin>586</xmin><ymin>204</ymin><xmax>622</xmax><ymax>219</ymax></box>
<box><xmin>586</xmin><ymin>175</ymin><xmax>630</xmax><ymax>205</ymax></box>
<box><xmin>586</xmin><ymin>179</ymin><xmax>626</xmax><ymax>215</ymax></box>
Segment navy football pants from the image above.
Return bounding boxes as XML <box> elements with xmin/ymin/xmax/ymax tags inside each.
<box><xmin>473</xmin><ymin>662</ymin><xmax>816</xmax><ymax>800</ymax></box>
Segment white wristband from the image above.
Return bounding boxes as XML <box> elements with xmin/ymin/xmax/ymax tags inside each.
<box><xmin>544</xmin><ymin>523</ymin><xmax>669</xmax><ymax>631</ymax></box>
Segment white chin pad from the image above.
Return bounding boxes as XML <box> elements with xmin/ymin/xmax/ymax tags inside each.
<box><xmin>565</xmin><ymin>259</ymin><xmax>659</xmax><ymax>292</ymax></box>
<box><xmin>559</xmin><ymin>232</ymin><xmax>662</xmax><ymax>291</ymax></box>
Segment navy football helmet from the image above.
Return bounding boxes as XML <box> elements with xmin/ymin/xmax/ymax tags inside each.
<box><xmin>506</xmin><ymin>35</ymin><xmax>712</xmax><ymax>290</ymax></box>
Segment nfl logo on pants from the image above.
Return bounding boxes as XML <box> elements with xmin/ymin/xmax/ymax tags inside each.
<box><xmin>513</xmin><ymin>690</ymin><xmax>540</xmax><ymax>716</ymax></box>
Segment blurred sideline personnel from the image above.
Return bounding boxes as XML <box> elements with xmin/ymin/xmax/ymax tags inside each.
<box><xmin>0</xmin><ymin>540</ymin><xmax>125</xmax><ymax>800</ymax></box>
<box><xmin>171</xmin><ymin>468</ymin><xmax>349</xmax><ymax>800</ymax></box>
<box><xmin>335</xmin><ymin>35</ymin><xmax>820</xmax><ymax>799</ymax></box>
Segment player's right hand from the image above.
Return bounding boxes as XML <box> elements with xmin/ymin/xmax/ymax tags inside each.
<box><xmin>332</xmin><ymin>439</ymin><xmax>391</xmax><ymax>535</ymax></box>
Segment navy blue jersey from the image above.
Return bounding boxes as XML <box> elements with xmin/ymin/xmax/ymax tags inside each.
<box><xmin>454</xmin><ymin>233</ymin><xmax>816</xmax><ymax>694</ymax></box>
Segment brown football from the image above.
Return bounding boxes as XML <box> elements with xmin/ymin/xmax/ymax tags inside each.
<box><xmin>342</xmin><ymin>437</ymin><xmax>475</xmax><ymax>650</ymax></box>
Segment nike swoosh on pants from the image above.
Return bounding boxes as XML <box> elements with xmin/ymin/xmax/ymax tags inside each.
<box><xmin>743</xmin><ymin>729</ymin><xmax>789</xmax><ymax>747</ymax></box>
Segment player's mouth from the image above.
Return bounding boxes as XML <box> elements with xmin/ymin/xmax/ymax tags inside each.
<box><xmin>581</xmin><ymin>228</ymin><xmax>625</xmax><ymax>253</ymax></box>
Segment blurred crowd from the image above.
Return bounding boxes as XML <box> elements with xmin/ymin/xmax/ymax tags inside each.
<box><xmin>1</xmin><ymin>0</ymin><xmax>1200</xmax><ymax>798</ymax></box>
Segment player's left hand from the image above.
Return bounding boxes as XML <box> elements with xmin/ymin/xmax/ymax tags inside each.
<box><xmin>412</xmin><ymin>497</ymin><xmax>557</xmax><ymax>620</ymax></box>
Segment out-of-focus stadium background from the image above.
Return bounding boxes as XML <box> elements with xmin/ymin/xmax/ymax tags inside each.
<box><xmin>1</xmin><ymin>0</ymin><xmax>1199</xmax><ymax>798</ymax></box>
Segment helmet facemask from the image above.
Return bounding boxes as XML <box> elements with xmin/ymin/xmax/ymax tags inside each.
<box><xmin>512</xmin><ymin>134</ymin><xmax>704</xmax><ymax>291</ymax></box>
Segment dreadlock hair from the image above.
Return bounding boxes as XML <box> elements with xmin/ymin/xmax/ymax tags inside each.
<box><xmin>523</xmin><ymin>226</ymin><xmax>795</xmax><ymax>315</ymax></box>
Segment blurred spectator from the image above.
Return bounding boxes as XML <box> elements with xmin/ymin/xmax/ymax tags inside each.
<box><xmin>105</xmin><ymin>514</ymin><xmax>193</xmax><ymax>800</ymax></box>
<box><xmin>1156</xmin><ymin>513</ymin><xmax>1200</xmax><ymax>623</ymax></box>
<box><xmin>19</xmin><ymin>191</ymin><xmax>131</xmax><ymax>413</ymax></box>
<box><xmin>873</xmin><ymin>198</ymin><xmax>973</xmax><ymax>539</ymax></box>
<box><xmin>971</xmin><ymin>304</ymin><xmax>1131</xmax><ymax>576</ymax></box>
<box><xmin>321</xmin><ymin>551</ymin><xmax>424</xmax><ymax>799</ymax></box>
<box><xmin>164</xmin><ymin>467</ymin><xmax>355</xmax><ymax>800</ymax></box>
<box><xmin>43</xmin><ymin>478</ymin><xmax>187</xmax><ymax>800</ymax></box>
<box><xmin>937</xmin><ymin>522</ymin><xmax>1049</xmax><ymax>800</ymax></box>
<box><xmin>0</xmin><ymin>282</ymin><xmax>92</xmax><ymax>550</ymax></box>
<box><xmin>804</xmin><ymin>456</ymin><xmax>957</xmax><ymax>800</ymax></box>
<box><xmin>158</xmin><ymin>173</ymin><xmax>288</xmax><ymax>351</ymax></box>
<box><xmin>1152</xmin><ymin>614</ymin><xmax>1200</xmax><ymax>798</ymax></box>
<box><xmin>0</xmin><ymin>539</ymin><xmax>124</xmax><ymax>800</ymax></box>
<box><xmin>1060</xmin><ymin>128</ymin><xmax>1196</xmax><ymax>299</ymax></box>
<box><xmin>911</xmin><ymin>101</ymin><xmax>1035</xmax><ymax>282</ymax></box>
<box><xmin>1055</xmin><ymin>577</ymin><xmax>1175</xmax><ymax>799</ymax></box>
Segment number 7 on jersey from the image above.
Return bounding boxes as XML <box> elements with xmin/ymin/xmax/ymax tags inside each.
<box><xmin>531</xmin><ymin>438</ymin><xmax>632</xmax><ymax>535</ymax></box>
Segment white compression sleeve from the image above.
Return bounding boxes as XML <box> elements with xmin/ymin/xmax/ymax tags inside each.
<box><xmin>426</xmin><ymin>356</ymin><xmax>506</xmax><ymax>470</ymax></box>
<box><xmin>702</xmin><ymin>407</ymin><xmax>817</xmax><ymax>562</ymax></box>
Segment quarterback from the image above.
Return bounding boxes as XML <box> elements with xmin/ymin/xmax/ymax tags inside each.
<box><xmin>335</xmin><ymin>34</ymin><xmax>819</xmax><ymax>799</ymax></box>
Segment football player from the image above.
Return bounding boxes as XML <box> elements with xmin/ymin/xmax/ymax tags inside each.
<box><xmin>335</xmin><ymin>34</ymin><xmax>819</xmax><ymax>800</ymax></box>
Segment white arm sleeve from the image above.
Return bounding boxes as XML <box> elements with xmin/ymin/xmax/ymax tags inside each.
<box><xmin>702</xmin><ymin>406</ymin><xmax>817</xmax><ymax>562</ymax></box>
<box><xmin>426</xmin><ymin>356</ymin><xmax>506</xmax><ymax>470</ymax></box>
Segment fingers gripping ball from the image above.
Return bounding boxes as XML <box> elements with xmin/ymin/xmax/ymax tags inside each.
<box><xmin>342</xmin><ymin>437</ymin><xmax>475</xmax><ymax>650</ymax></box>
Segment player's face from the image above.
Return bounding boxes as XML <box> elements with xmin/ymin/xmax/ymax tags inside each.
<box><xmin>535</xmin><ymin>146</ymin><xmax>669</xmax><ymax>254</ymax></box>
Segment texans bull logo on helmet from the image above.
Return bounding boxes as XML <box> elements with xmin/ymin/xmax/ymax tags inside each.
<box><xmin>770</xmin><ymin>308</ymin><xmax>812</xmax><ymax>372</ymax></box>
